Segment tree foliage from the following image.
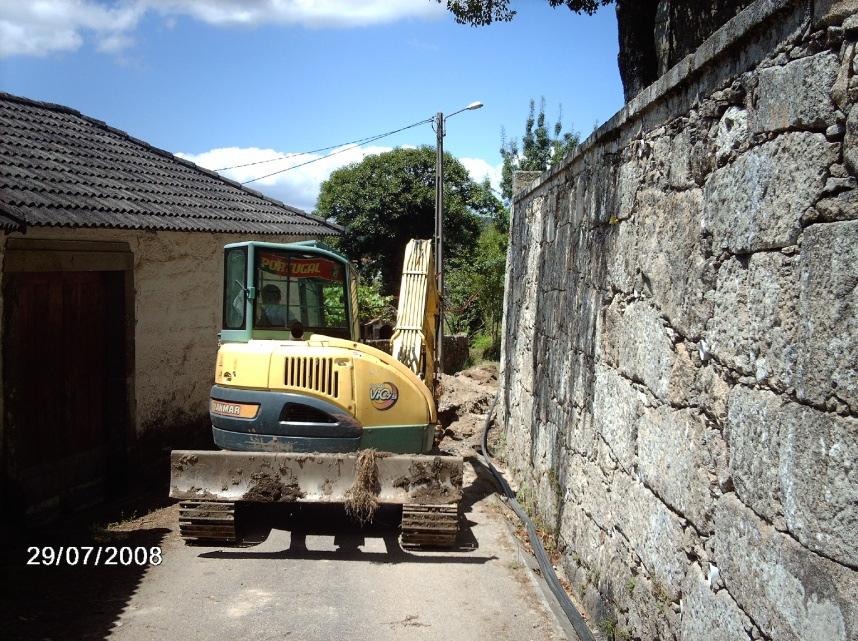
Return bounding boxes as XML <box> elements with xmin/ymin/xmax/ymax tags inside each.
<box><xmin>447</xmin><ymin>97</ymin><xmax>579</xmax><ymax>360</ymax></box>
<box><xmin>470</xmin><ymin>224</ymin><xmax>507</xmax><ymax>346</ymax></box>
<box><xmin>356</xmin><ymin>277</ymin><xmax>396</xmax><ymax>324</ymax></box>
<box><xmin>441</xmin><ymin>1</ymin><xmax>753</xmax><ymax>101</ymax></box>
<box><xmin>442</xmin><ymin>0</ymin><xmax>611</xmax><ymax>25</ymax></box>
<box><xmin>499</xmin><ymin>98</ymin><xmax>580</xmax><ymax>201</ymax></box>
<box><xmin>445</xmin><ymin>222</ymin><xmax>507</xmax><ymax>353</ymax></box>
<box><xmin>316</xmin><ymin>146</ymin><xmax>502</xmax><ymax>294</ymax></box>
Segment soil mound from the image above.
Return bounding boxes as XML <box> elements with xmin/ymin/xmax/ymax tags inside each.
<box><xmin>437</xmin><ymin>364</ymin><xmax>499</xmax><ymax>457</ymax></box>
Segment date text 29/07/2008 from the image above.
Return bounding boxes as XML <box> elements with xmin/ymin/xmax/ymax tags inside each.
<box><xmin>26</xmin><ymin>546</ymin><xmax>163</xmax><ymax>566</ymax></box>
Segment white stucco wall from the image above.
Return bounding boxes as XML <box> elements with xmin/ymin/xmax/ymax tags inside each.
<box><xmin>0</xmin><ymin>227</ymin><xmax>318</xmax><ymax>437</ymax></box>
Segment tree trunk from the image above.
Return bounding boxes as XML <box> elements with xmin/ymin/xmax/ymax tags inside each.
<box><xmin>615</xmin><ymin>0</ymin><xmax>660</xmax><ymax>102</ymax></box>
<box><xmin>616</xmin><ymin>0</ymin><xmax>753</xmax><ymax>101</ymax></box>
<box><xmin>656</xmin><ymin>0</ymin><xmax>755</xmax><ymax>76</ymax></box>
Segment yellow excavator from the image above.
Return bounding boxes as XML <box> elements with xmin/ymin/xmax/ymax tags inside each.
<box><xmin>169</xmin><ymin>239</ymin><xmax>462</xmax><ymax>546</ymax></box>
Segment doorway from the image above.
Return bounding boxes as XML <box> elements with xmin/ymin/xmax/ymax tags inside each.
<box><xmin>2</xmin><ymin>239</ymin><xmax>133</xmax><ymax>516</ymax></box>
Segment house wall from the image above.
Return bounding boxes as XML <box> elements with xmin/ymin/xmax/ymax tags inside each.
<box><xmin>500</xmin><ymin>1</ymin><xmax>857</xmax><ymax>639</ymax></box>
<box><xmin>0</xmin><ymin>228</ymin><xmax>314</xmax><ymax>443</ymax></box>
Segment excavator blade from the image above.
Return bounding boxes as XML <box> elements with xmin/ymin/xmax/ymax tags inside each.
<box><xmin>169</xmin><ymin>450</ymin><xmax>463</xmax><ymax>505</ymax></box>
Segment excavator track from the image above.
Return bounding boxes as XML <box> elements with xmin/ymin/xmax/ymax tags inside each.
<box><xmin>178</xmin><ymin>501</ymin><xmax>238</xmax><ymax>544</ymax></box>
<box><xmin>400</xmin><ymin>504</ymin><xmax>459</xmax><ymax>548</ymax></box>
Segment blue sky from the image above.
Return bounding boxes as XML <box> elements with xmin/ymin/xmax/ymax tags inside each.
<box><xmin>0</xmin><ymin>1</ymin><xmax>623</xmax><ymax>211</ymax></box>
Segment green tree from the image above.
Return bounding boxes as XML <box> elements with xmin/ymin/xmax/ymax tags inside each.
<box><xmin>446</xmin><ymin>221</ymin><xmax>508</xmax><ymax>357</ymax></box>
<box><xmin>499</xmin><ymin>98</ymin><xmax>580</xmax><ymax>201</ymax></box>
<box><xmin>442</xmin><ymin>0</ymin><xmax>609</xmax><ymax>26</ymax></box>
<box><xmin>444</xmin><ymin>263</ymin><xmax>481</xmax><ymax>335</ymax></box>
<box><xmin>316</xmin><ymin>146</ymin><xmax>502</xmax><ymax>294</ymax></box>
<box><xmin>439</xmin><ymin>1</ymin><xmax>644</xmax><ymax>99</ymax></box>
<box><xmin>471</xmin><ymin>223</ymin><xmax>508</xmax><ymax>348</ymax></box>
<box><xmin>356</xmin><ymin>276</ymin><xmax>396</xmax><ymax>325</ymax></box>
<box><xmin>439</xmin><ymin>1</ymin><xmax>752</xmax><ymax>101</ymax></box>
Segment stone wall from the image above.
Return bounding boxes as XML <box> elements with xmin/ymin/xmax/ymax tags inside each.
<box><xmin>500</xmin><ymin>1</ymin><xmax>858</xmax><ymax>639</ymax></box>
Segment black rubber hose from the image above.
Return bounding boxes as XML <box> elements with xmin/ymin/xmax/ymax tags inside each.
<box><xmin>481</xmin><ymin>390</ymin><xmax>596</xmax><ymax>641</ymax></box>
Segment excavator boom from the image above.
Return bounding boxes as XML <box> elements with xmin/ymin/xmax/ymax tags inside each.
<box><xmin>390</xmin><ymin>239</ymin><xmax>439</xmax><ymax>392</ymax></box>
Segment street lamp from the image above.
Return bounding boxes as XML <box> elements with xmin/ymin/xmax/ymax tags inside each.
<box><xmin>435</xmin><ymin>101</ymin><xmax>483</xmax><ymax>377</ymax></box>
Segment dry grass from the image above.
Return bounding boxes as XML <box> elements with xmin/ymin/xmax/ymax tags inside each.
<box><xmin>345</xmin><ymin>449</ymin><xmax>382</xmax><ymax>525</ymax></box>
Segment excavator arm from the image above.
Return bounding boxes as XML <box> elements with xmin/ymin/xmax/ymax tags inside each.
<box><xmin>390</xmin><ymin>239</ymin><xmax>439</xmax><ymax>396</ymax></box>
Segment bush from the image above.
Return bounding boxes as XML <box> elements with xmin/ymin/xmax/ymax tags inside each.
<box><xmin>446</xmin><ymin>217</ymin><xmax>508</xmax><ymax>355</ymax></box>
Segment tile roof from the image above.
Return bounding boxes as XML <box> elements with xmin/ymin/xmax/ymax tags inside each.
<box><xmin>0</xmin><ymin>92</ymin><xmax>342</xmax><ymax>236</ymax></box>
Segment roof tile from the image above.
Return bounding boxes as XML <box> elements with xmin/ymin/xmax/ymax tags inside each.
<box><xmin>0</xmin><ymin>92</ymin><xmax>341</xmax><ymax>237</ymax></box>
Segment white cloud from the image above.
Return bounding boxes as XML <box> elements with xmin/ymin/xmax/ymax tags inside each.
<box><xmin>146</xmin><ymin>0</ymin><xmax>445</xmax><ymax>28</ymax></box>
<box><xmin>0</xmin><ymin>0</ymin><xmax>446</xmax><ymax>58</ymax></box>
<box><xmin>0</xmin><ymin>19</ymin><xmax>79</xmax><ymax>57</ymax></box>
<box><xmin>0</xmin><ymin>1</ymin><xmax>142</xmax><ymax>57</ymax></box>
<box><xmin>97</xmin><ymin>32</ymin><xmax>136</xmax><ymax>53</ymax></box>
<box><xmin>175</xmin><ymin>143</ymin><xmax>394</xmax><ymax>212</ymax></box>
<box><xmin>459</xmin><ymin>156</ymin><xmax>503</xmax><ymax>194</ymax></box>
<box><xmin>176</xmin><ymin>145</ymin><xmax>504</xmax><ymax>212</ymax></box>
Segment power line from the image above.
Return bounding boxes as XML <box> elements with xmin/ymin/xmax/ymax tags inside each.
<box><xmin>240</xmin><ymin>118</ymin><xmax>431</xmax><ymax>185</ymax></box>
<box><xmin>216</xmin><ymin>116</ymin><xmax>434</xmax><ymax>180</ymax></box>
<box><xmin>215</xmin><ymin>133</ymin><xmax>385</xmax><ymax>171</ymax></box>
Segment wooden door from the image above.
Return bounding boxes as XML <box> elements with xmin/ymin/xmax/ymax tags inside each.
<box><xmin>3</xmin><ymin>270</ymin><xmax>127</xmax><ymax>514</ymax></box>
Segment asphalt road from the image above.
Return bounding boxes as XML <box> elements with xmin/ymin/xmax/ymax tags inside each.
<box><xmin>2</xmin><ymin>461</ymin><xmax>569</xmax><ymax>641</ymax></box>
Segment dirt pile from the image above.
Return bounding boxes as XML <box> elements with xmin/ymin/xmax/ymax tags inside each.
<box><xmin>437</xmin><ymin>364</ymin><xmax>499</xmax><ymax>458</ymax></box>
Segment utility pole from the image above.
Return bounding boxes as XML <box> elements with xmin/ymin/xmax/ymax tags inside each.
<box><xmin>433</xmin><ymin>102</ymin><xmax>482</xmax><ymax>379</ymax></box>
<box><xmin>435</xmin><ymin>111</ymin><xmax>445</xmax><ymax>377</ymax></box>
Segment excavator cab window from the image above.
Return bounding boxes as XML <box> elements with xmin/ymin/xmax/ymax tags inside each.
<box><xmin>253</xmin><ymin>249</ymin><xmax>350</xmax><ymax>339</ymax></box>
<box><xmin>223</xmin><ymin>247</ymin><xmax>247</xmax><ymax>330</ymax></box>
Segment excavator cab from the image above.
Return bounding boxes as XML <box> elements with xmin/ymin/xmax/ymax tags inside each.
<box><xmin>221</xmin><ymin>241</ymin><xmax>359</xmax><ymax>343</ymax></box>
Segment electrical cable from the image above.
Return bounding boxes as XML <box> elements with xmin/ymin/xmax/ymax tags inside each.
<box><xmin>480</xmin><ymin>390</ymin><xmax>597</xmax><ymax>641</ymax></box>
<box><xmin>214</xmin><ymin>117</ymin><xmax>434</xmax><ymax>181</ymax></box>
<box><xmin>240</xmin><ymin>120</ymin><xmax>434</xmax><ymax>185</ymax></box>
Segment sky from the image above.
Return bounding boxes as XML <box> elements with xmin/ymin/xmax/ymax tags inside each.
<box><xmin>0</xmin><ymin>0</ymin><xmax>624</xmax><ymax>212</ymax></box>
